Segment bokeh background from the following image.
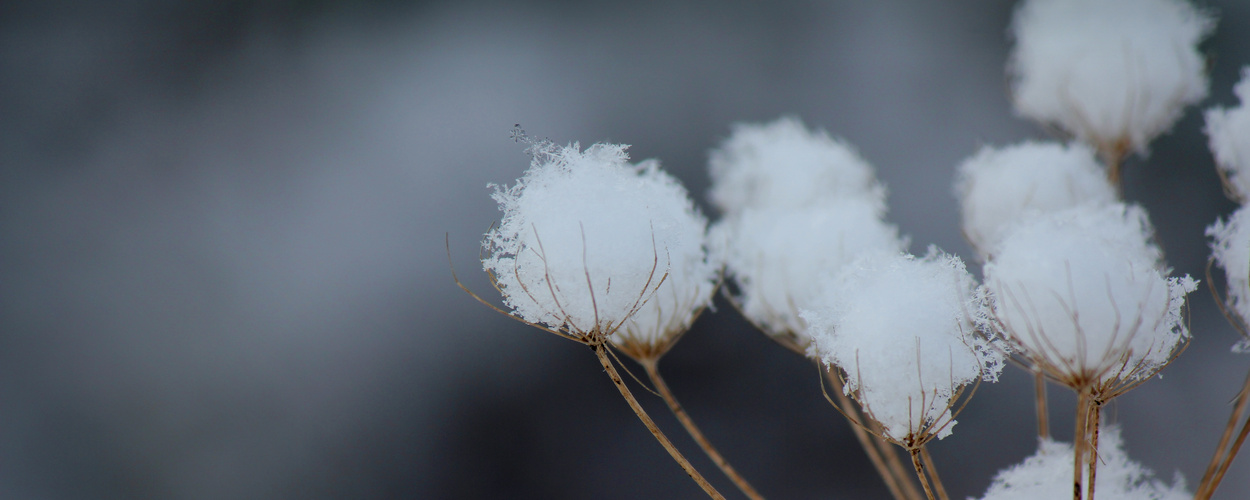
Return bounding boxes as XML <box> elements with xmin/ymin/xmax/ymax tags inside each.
<box><xmin>3</xmin><ymin>1</ymin><xmax>1249</xmax><ymax>498</ymax></box>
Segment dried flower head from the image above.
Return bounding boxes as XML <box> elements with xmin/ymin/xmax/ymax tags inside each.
<box><xmin>1207</xmin><ymin>204</ymin><xmax>1250</xmax><ymax>352</ymax></box>
<box><xmin>1008</xmin><ymin>0</ymin><xmax>1214</xmax><ymax>161</ymax></box>
<box><xmin>984</xmin><ymin>204</ymin><xmax>1196</xmax><ymax>392</ymax></box>
<box><xmin>803</xmin><ymin>249</ymin><xmax>1004</xmax><ymax>445</ymax></box>
<box><xmin>483</xmin><ymin>140</ymin><xmax>716</xmax><ymax>344</ymax></box>
<box><xmin>1205</xmin><ymin>67</ymin><xmax>1250</xmax><ymax>202</ymax></box>
<box><xmin>954</xmin><ymin>141</ymin><xmax>1116</xmax><ymax>259</ymax></box>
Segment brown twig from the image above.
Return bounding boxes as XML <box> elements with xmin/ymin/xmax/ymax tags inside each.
<box><xmin>1195</xmin><ymin>369</ymin><xmax>1250</xmax><ymax>500</ymax></box>
<box><xmin>592</xmin><ymin>343</ymin><xmax>726</xmax><ymax>499</ymax></box>
<box><xmin>640</xmin><ymin>358</ymin><xmax>764</xmax><ymax>500</ymax></box>
<box><xmin>820</xmin><ymin>366</ymin><xmax>918</xmax><ymax>500</ymax></box>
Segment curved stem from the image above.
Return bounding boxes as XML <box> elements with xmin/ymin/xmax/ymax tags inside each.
<box><xmin>1087</xmin><ymin>401</ymin><xmax>1101</xmax><ymax>500</ymax></box>
<box><xmin>1195</xmin><ymin>369</ymin><xmax>1250</xmax><ymax>500</ymax></box>
<box><xmin>641</xmin><ymin>359</ymin><xmax>765</xmax><ymax>500</ymax></box>
<box><xmin>592</xmin><ymin>344</ymin><xmax>725</xmax><ymax>500</ymax></box>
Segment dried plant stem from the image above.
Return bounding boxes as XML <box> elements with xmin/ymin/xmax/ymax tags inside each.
<box><xmin>640</xmin><ymin>359</ymin><xmax>764</xmax><ymax>500</ymax></box>
<box><xmin>919</xmin><ymin>447</ymin><xmax>950</xmax><ymax>500</ymax></box>
<box><xmin>910</xmin><ymin>449</ymin><xmax>937</xmax><ymax>500</ymax></box>
<box><xmin>1072</xmin><ymin>387</ymin><xmax>1093</xmax><ymax>500</ymax></box>
<box><xmin>822</xmin><ymin>367</ymin><xmax>921</xmax><ymax>500</ymax></box>
<box><xmin>592</xmin><ymin>344</ymin><xmax>725</xmax><ymax>500</ymax></box>
<box><xmin>1195</xmin><ymin>369</ymin><xmax>1250</xmax><ymax>500</ymax></box>
<box><xmin>1035</xmin><ymin>370</ymin><xmax>1050</xmax><ymax>439</ymax></box>
<box><xmin>1086</xmin><ymin>400</ymin><xmax>1102</xmax><ymax>500</ymax></box>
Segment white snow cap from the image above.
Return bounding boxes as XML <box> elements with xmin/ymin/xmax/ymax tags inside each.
<box><xmin>483</xmin><ymin>141</ymin><xmax>716</xmax><ymax>341</ymax></box>
<box><xmin>712</xmin><ymin>200</ymin><xmax>906</xmax><ymax>345</ymax></box>
<box><xmin>1207</xmin><ymin>204</ymin><xmax>1250</xmax><ymax>352</ymax></box>
<box><xmin>954</xmin><ymin>141</ymin><xmax>1116</xmax><ymax>257</ymax></box>
<box><xmin>707</xmin><ymin>116</ymin><xmax>885</xmax><ymax>215</ymax></box>
<box><xmin>984</xmin><ymin>204</ymin><xmax>1197</xmax><ymax>384</ymax></box>
<box><xmin>978</xmin><ymin>427</ymin><xmax>1189</xmax><ymax>500</ymax></box>
<box><xmin>1009</xmin><ymin>0</ymin><xmax>1214</xmax><ymax>156</ymax></box>
<box><xmin>803</xmin><ymin>249</ymin><xmax>1004</xmax><ymax>443</ymax></box>
<box><xmin>1205</xmin><ymin>67</ymin><xmax>1250</xmax><ymax>202</ymax></box>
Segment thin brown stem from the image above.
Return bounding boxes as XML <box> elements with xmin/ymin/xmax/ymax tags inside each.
<box><xmin>592</xmin><ymin>344</ymin><xmax>725</xmax><ymax>500</ymax></box>
<box><xmin>881</xmin><ymin>430</ymin><xmax>923</xmax><ymax>500</ymax></box>
<box><xmin>1087</xmin><ymin>401</ymin><xmax>1101</xmax><ymax>500</ymax></box>
<box><xmin>1035</xmin><ymin>370</ymin><xmax>1050</xmax><ymax>439</ymax></box>
<box><xmin>1073</xmin><ymin>388</ymin><xmax>1092</xmax><ymax>500</ymax></box>
<box><xmin>641</xmin><ymin>359</ymin><xmax>764</xmax><ymax>500</ymax></box>
<box><xmin>821</xmin><ymin>367</ymin><xmax>917</xmax><ymax>500</ymax></box>
<box><xmin>910</xmin><ymin>449</ymin><xmax>937</xmax><ymax>500</ymax></box>
<box><xmin>1195</xmin><ymin>370</ymin><xmax>1250</xmax><ymax>500</ymax></box>
<box><xmin>919</xmin><ymin>447</ymin><xmax>949</xmax><ymax>500</ymax></box>
<box><xmin>1208</xmin><ymin>409</ymin><xmax>1250</xmax><ymax>499</ymax></box>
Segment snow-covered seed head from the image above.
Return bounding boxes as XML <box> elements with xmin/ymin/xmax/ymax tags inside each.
<box><xmin>483</xmin><ymin>140</ymin><xmax>717</xmax><ymax>345</ymax></box>
<box><xmin>1205</xmin><ymin>67</ymin><xmax>1250</xmax><ymax>203</ymax></box>
<box><xmin>1008</xmin><ymin>0</ymin><xmax>1214</xmax><ymax>160</ymax></box>
<box><xmin>707</xmin><ymin>116</ymin><xmax>885</xmax><ymax>216</ymax></box>
<box><xmin>711</xmin><ymin>199</ymin><xmax>906</xmax><ymax>350</ymax></box>
<box><xmin>954</xmin><ymin>141</ymin><xmax>1116</xmax><ymax>259</ymax></box>
<box><xmin>984</xmin><ymin>204</ymin><xmax>1197</xmax><ymax>392</ymax></box>
<box><xmin>977</xmin><ymin>426</ymin><xmax>1190</xmax><ymax>500</ymax></box>
<box><xmin>1207</xmin><ymin>204</ymin><xmax>1250</xmax><ymax>352</ymax></box>
<box><xmin>803</xmin><ymin>249</ymin><xmax>1005</xmax><ymax>445</ymax></box>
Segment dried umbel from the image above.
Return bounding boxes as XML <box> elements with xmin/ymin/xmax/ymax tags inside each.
<box><xmin>953</xmin><ymin>141</ymin><xmax>1115</xmax><ymax>259</ymax></box>
<box><xmin>983</xmin><ymin>203</ymin><xmax>1196</xmax><ymax>392</ymax></box>
<box><xmin>483</xmin><ymin>140</ymin><xmax>716</xmax><ymax>345</ymax></box>
<box><xmin>1008</xmin><ymin>0</ymin><xmax>1213</xmax><ymax>167</ymax></box>
<box><xmin>1205</xmin><ymin>67</ymin><xmax>1250</xmax><ymax>202</ymax></box>
<box><xmin>804</xmin><ymin>249</ymin><xmax>1004</xmax><ymax>445</ymax></box>
<box><xmin>1207</xmin><ymin>204</ymin><xmax>1250</xmax><ymax>352</ymax></box>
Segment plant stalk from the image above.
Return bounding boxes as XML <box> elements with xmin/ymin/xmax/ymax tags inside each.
<box><xmin>1195</xmin><ymin>369</ymin><xmax>1250</xmax><ymax>500</ymax></box>
<box><xmin>910</xmin><ymin>449</ymin><xmax>937</xmax><ymax>500</ymax></box>
<box><xmin>920</xmin><ymin>446</ymin><xmax>950</xmax><ymax>500</ymax></box>
<box><xmin>1035</xmin><ymin>370</ymin><xmax>1050</xmax><ymax>439</ymax></box>
<box><xmin>823</xmin><ymin>367</ymin><xmax>920</xmax><ymax>500</ymax></box>
<box><xmin>592</xmin><ymin>344</ymin><xmax>725</xmax><ymax>499</ymax></box>
<box><xmin>641</xmin><ymin>358</ymin><xmax>764</xmax><ymax>500</ymax></box>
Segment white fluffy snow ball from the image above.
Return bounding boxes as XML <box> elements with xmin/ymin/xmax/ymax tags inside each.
<box><xmin>707</xmin><ymin>116</ymin><xmax>885</xmax><ymax>215</ymax></box>
<box><xmin>1207</xmin><ymin>204</ymin><xmax>1250</xmax><ymax>352</ymax></box>
<box><xmin>803</xmin><ymin>249</ymin><xmax>1004</xmax><ymax>443</ymax></box>
<box><xmin>483</xmin><ymin>141</ymin><xmax>717</xmax><ymax>342</ymax></box>
<box><xmin>1205</xmin><ymin>67</ymin><xmax>1250</xmax><ymax>202</ymax></box>
<box><xmin>978</xmin><ymin>427</ymin><xmax>1189</xmax><ymax>500</ymax></box>
<box><xmin>954</xmin><ymin>141</ymin><xmax>1116</xmax><ymax>258</ymax></box>
<box><xmin>1009</xmin><ymin>0</ymin><xmax>1214</xmax><ymax>157</ymax></box>
<box><xmin>710</xmin><ymin>199</ymin><xmax>906</xmax><ymax>347</ymax></box>
<box><xmin>984</xmin><ymin>204</ymin><xmax>1197</xmax><ymax>386</ymax></box>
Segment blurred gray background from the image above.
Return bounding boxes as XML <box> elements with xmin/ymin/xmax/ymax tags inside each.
<box><xmin>2</xmin><ymin>1</ymin><xmax>1249</xmax><ymax>498</ymax></box>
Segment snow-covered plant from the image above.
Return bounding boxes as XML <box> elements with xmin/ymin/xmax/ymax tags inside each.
<box><xmin>1008</xmin><ymin>0</ymin><xmax>1214</xmax><ymax>174</ymax></box>
<box><xmin>1207</xmin><ymin>205</ymin><xmax>1250</xmax><ymax>351</ymax></box>
<box><xmin>977</xmin><ymin>427</ymin><xmax>1190</xmax><ymax>500</ymax></box>
<box><xmin>707</xmin><ymin>116</ymin><xmax>885</xmax><ymax>216</ymax></box>
<box><xmin>711</xmin><ymin>200</ymin><xmax>905</xmax><ymax>348</ymax></box>
<box><xmin>804</xmin><ymin>249</ymin><xmax>1005</xmax><ymax>500</ymax></box>
<box><xmin>984</xmin><ymin>203</ymin><xmax>1196</xmax><ymax>391</ymax></box>
<box><xmin>479</xmin><ymin>138</ymin><xmax>728</xmax><ymax>499</ymax></box>
<box><xmin>953</xmin><ymin>141</ymin><xmax>1115</xmax><ymax>258</ymax></box>
<box><xmin>483</xmin><ymin>140</ymin><xmax>714</xmax><ymax>344</ymax></box>
<box><xmin>806</xmin><ymin>249</ymin><xmax>1003</xmax><ymax>445</ymax></box>
<box><xmin>1205</xmin><ymin>67</ymin><xmax>1250</xmax><ymax>202</ymax></box>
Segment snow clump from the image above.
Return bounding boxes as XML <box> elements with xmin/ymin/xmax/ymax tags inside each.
<box><xmin>1008</xmin><ymin>0</ymin><xmax>1214</xmax><ymax>157</ymax></box>
<box><xmin>954</xmin><ymin>141</ymin><xmax>1116</xmax><ymax>257</ymax></box>
<box><xmin>1205</xmin><ymin>67</ymin><xmax>1250</xmax><ymax>202</ymax></box>
<box><xmin>1207</xmin><ymin>204</ymin><xmax>1250</xmax><ymax>352</ymax></box>
<box><xmin>484</xmin><ymin>141</ymin><xmax>717</xmax><ymax>342</ymax></box>
<box><xmin>803</xmin><ymin>249</ymin><xmax>1004</xmax><ymax>443</ymax></box>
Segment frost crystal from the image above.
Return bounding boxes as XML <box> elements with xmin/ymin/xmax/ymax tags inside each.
<box><xmin>803</xmin><ymin>249</ymin><xmax>1004</xmax><ymax>443</ymax></box>
<box><xmin>1008</xmin><ymin>0</ymin><xmax>1214</xmax><ymax>157</ymax></box>
<box><xmin>954</xmin><ymin>141</ymin><xmax>1116</xmax><ymax>257</ymax></box>
<box><xmin>483</xmin><ymin>141</ymin><xmax>715</xmax><ymax>340</ymax></box>
<box><xmin>707</xmin><ymin>116</ymin><xmax>885</xmax><ymax>215</ymax></box>
<box><xmin>1205</xmin><ymin>67</ymin><xmax>1250</xmax><ymax>202</ymax></box>
<box><xmin>978</xmin><ymin>427</ymin><xmax>1189</xmax><ymax>500</ymax></box>
<box><xmin>984</xmin><ymin>204</ymin><xmax>1197</xmax><ymax>385</ymax></box>
<box><xmin>712</xmin><ymin>200</ymin><xmax>905</xmax><ymax>345</ymax></box>
<box><xmin>1207</xmin><ymin>204</ymin><xmax>1250</xmax><ymax>351</ymax></box>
